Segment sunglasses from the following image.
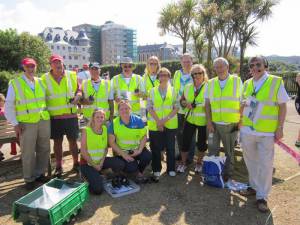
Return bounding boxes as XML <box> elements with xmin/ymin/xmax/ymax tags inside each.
<box><xmin>249</xmin><ymin>63</ymin><xmax>262</xmax><ymax>69</ymax></box>
<box><xmin>123</xmin><ymin>65</ymin><xmax>132</xmax><ymax>69</ymax></box>
<box><xmin>91</xmin><ymin>67</ymin><xmax>100</xmax><ymax>70</ymax></box>
<box><xmin>192</xmin><ymin>71</ymin><xmax>204</xmax><ymax>76</ymax></box>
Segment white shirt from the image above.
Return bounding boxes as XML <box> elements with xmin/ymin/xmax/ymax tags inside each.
<box><xmin>77</xmin><ymin>70</ymin><xmax>91</xmax><ymax>81</ymax></box>
<box><xmin>204</xmin><ymin>74</ymin><xmax>243</xmax><ymax>125</ymax></box>
<box><xmin>241</xmin><ymin>72</ymin><xmax>289</xmax><ymax>136</ymax></box>
<box><xmin>4</xmin><ymin>74</ymin><xmax>36</xmax><ymax>126</ymax></box>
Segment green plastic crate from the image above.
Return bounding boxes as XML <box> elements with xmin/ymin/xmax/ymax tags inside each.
<box><xmin>12</xmin><ymin>178</ymin><xmax>89</xmax><ymax>225</ymax></box>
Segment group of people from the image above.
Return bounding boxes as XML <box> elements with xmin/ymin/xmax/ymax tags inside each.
<box><xmin>2</xmin><ymin>52</ymin><xmax>292</xmax><ymax>213</ymax></box>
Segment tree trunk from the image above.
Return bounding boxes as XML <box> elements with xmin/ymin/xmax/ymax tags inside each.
<box><xmin>239</xmin><ymin>42</ymin><xmax>246</xmax><ymax>80</ymax></box>
<box><xmin>207</xmin><ymin>36</ymin><xmax>213</xmax><ymax>78</ymax></box>
<box><xmin>183</xmin><ymin>39</ymin><xmax>187</xmax><ymax>54</ymax></box>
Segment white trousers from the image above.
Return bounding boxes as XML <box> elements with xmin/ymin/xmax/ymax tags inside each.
<box><xmin>241</xmin><ymin>133</ymin><xmax>274</xmax><ymax>200</ymax></box>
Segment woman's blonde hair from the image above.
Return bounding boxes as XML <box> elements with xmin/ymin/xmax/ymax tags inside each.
<box><xmin>144</xmin><ymin>56</ymin><xmax>161</xmax><ymax>75</ymax></box>
<box><xmin>191</xmin><ymin>64</ymin><xmax>208</xmax><ymax>82</ymax></box>
<box><xmin>88</xmin><ymin>108</ymin><xmax>106</xmax><ymax>129</ymax></box>
<box><xmin>157</xmin><ymin>67</ymin><xmax>172</xmax><ymax>79</ymax></box>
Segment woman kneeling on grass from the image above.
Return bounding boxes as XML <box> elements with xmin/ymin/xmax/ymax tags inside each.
<box><xmin>80</xmin><ymin>108</ymin><xmax>125</xmax><ymax>195</ymax></box>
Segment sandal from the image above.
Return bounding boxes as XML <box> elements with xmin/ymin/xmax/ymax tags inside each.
<box><xmin>135</xmin><ymin>176</ymin><xmax>149</xmax><ymax>184</ymax></box>
<box><xmin>239</xmin><ymin>187</ymin><xmax>256</xmax><ymax>196</ymax></box>
<box><xmin>295</xmin><ymin>141</ymin><xmax>300</xmax><ymax>148</ymax></box>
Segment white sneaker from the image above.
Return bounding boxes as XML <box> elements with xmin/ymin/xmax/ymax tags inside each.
<box><xmin>176</xmin><ymin>164</ymin><xmax>186</xmax><ymax>173</ymax></box>
<box><xmin>176</xmin><ymin>165</ymin><xmax>182</xmax><ymax>172</ymax></box>
<box><xmin>153</xmin><ymin>172</ymin><xmax>160</xmax><ymax>177</ymax></box>
<box><xmin>168</xmin><ymin>171</ymin><xmax>176</xmax><ymax>177</ymax></box>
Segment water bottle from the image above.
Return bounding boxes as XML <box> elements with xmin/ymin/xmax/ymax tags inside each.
<box><xmin>208</xmin><ymin>132</ymin><xmax>214</xmax><ymax>146</ymax></box>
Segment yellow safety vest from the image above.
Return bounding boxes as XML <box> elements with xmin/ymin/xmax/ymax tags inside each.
<box><xmin>113</xmin><ymin>116</ymin><xmax>147</xmax><ymax>151</ymax></box>
<box><xmin>82</xmin><ymin>79</ymin><xmax>110</xmax><ymax>120</ymax></box>
<box><xmin>142</xmin><ymin>73</ymin><xmax>160</xmax><ymax>97</ymax></box>
<box><xmin>85</xmin><ymin>126</ymin><xmax>107</xmax><ymax>165</ymax></box>
<box><xmin>147</xmin><ymin>85</ymin><xmax>178</xmax><ymax>131</ymax></box>
<box><xmin>41</xmin><ymin>71</ymin><xmax>78</xmax><ymax>116</ymax></box>
<box><xmin>207</xmin><ymin>75</ymin><xmax>241</xmax><ymax>123</ymax></box>
<box><xmin>172</xmin><ymin>70</ymin><xmax>193</xmax><ymax>114</ymax></box>
<box><xmin>183</xmin><ymin>83</ymin><xmax>207</xmax><ymax>126</ymax></box>
<box><xmin>11</xmin><ymin>76</ymin><xmax>49</xmax><ymax>123</ymax></box>
<box><xmin>112</xmin><ymin>74</ymin><xmax>141</xmax><ymax>115</ymax></box>
<box><xmin>242</xmin><ymin>75</ymin><xmax>282</xmax><ymax>133</ymax></box>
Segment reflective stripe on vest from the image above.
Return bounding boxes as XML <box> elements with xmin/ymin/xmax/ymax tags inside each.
<box><xmin>208</xmin><ymin>75</ymin><xmax>241</xmax><ymax>123</ymax></box>
<box><xmin>147</xmin><ymin>85</ymin><xmax>178</xmax><ymax>131</ymax></box>
<box><xmin>113</xmin><ymin>116</ymin><xmax>146</xmax><ymax>151</ymax></box>
<box><xmin>85</xmin><ymin>126</ymin><xmax>107</xmax><ymax>165</ymax></box>
<box><xmin>242</xmin><ymin>75</ymin><xmax>281</xmax><ymax>132</ymax></box>
<box><xmin>82</xmin><ymin>79</ymin><xmax>110</xmax><ymax>119</ymax></box>
<box><xmin>11</xmin><ymin>76</ymin><xmax>49</xmax><ymax>123</ymax></box>
<box><xmin>184</xmin><ymin>83</ymin><xmax>207</xmax><ymax>126</ymax></box>
<box><xmin>114</xmin><ymin>74</ymin><xmax>141</xmax><ymax>115</ymax></box>
<box><xmin>42</xmin><ymin>71</ymin><xmax>77</xmax><ymax>116</ymax></box>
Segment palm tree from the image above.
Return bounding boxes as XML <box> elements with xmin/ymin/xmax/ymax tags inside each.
<box><xmin>158</xmin><ymin>0</ymin><xmax>198</xmax><ymax>53</ymax></box>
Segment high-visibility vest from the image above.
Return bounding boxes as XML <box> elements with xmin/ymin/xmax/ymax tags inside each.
<box><xmin>10</xmin><ymin>76</ymin><xmax>49</xmax><ymax>123</ymax></box>
<box><xmin>82</xmin><ymin>79</ymin><xmax>110</xmax><ymax>120</ymax></box>
<box><xmin>242</xmin><ymin>75</ymin><xmax>282</xmax><ymax>133</ymax></box>
<box><xmin>112</xmin><ymin>74</ymin><xmax>141</xmax><ymax>115</ymax></box>
<box><xmin>172</xmin><ymin>70</ymin><xmax>193</xmax><ymax>114</ymax></box>
<box><xmin>41</xmin><ymin>71</ymin><xmax>78</xmax><ymax>116</ymax></box>
<box><xmin>183</xmin><ymin>83</ymin><xmax>207</xmax><ymax>126</ymax></box>
<box><xmin>207</xmin><ymin>75</ymin><xmax>241</xmax><ymax>123</ymax></box>
<box><xmin>113</xmin><ymin>116</ymin><xmax>147</xmax><ymax>151</ymax></box>
<box><xmin>142</xmin><ymin>73</ymin><xmax>160</xmax><ymax>97</ymax></box>
<box><xmin>147</xmin><ymin>85</ymin><xmax>178</xmax><ymax>131</ymax></box>
<box><xmin>85</xmin><ymin>126</ymin><xmax>107</xmax><ymax>165</ymax></box>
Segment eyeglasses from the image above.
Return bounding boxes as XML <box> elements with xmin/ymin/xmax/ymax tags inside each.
<box><xmin>249</xmin><ymin>63</ymin><xmax>262</xmax><ymax>69</ymax></box>
<box><xmin>25</xmin><ymin>65</ymin><xmax>36</xmax><ymax>69</ymax></box>
<box><xmin>91</xmin><ymin>67</ymin><xmax>100</xmax><ymax>70</ymax></box>
<box><xmin>123</xmin><ymin>65</ymin><xmax>132</xmax><ymax>69</ymax></box>
<box><xmin>192</xmin><ymin>71</ymin><xmax>204</xmax><ymax>76</ymax></box>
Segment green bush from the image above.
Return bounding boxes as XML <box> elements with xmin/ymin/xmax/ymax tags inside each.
<box><xmin>0</xmin><ymin>71</ymin><xmax>17</xmax><ymax>95</ymax></box>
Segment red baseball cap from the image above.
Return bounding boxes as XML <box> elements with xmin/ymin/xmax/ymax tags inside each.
<box><xmin>50</xmin><ymin>54</ymin><xmax>63</xmax><ymax>63</ymax></box>
<box><xmin>21</xmin><ymin>58</ymin><xmax>37</xmax><ymax>66</ymax></box>
<box><xmin>83</xmin><ymin>64</ymin><xmax>89</xmax><ymax>69</ymax></box>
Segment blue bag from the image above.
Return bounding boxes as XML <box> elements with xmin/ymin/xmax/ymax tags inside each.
<box><xmin>202</xmin><ymin>156</ymin><xmax>226</xmax><ymax>188</ymax></box>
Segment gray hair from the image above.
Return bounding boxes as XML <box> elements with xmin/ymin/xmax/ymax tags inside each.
<box><xmin>213</xmin><ymin>57</ymin><xmax>229</xmax><ymax>67</ymax></box>
<box><xmin>180</xmin><ymin>52</ymin><xmax>193</xmax><ymax>61</ymax></box>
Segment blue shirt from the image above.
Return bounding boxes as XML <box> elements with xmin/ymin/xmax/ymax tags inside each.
<box><xmin>108</xmin><ymin>114</ymin><xmax>145</xmax><ymax>135</ymax></box>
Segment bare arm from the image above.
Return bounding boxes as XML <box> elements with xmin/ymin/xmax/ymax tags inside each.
<box><xmin>275</xmin><ymin>103</ymin><xmax>287</xmax><ymax>140</ymax></box>
<box><xmin>205</xmin><ymin>98</ymin><xmax>214</xmax><ymax>133</ymax></box>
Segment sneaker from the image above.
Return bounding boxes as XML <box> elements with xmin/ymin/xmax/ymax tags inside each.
<box><xmin>54</xmin><ymin>167</ymin><xmax>63</xmax><ymax>178</ymax></box>
<box><xmin>152</xmin><ymin>172</ymin><xmax>160</xmax><ymax>183</ymax></box>
<box><xmin>176</xmin><ymin>165</ymin><xmax>186</xmax><ymax>173</ymax></box>
<box><xmin>168</xmin><ymin>171</ymin><xmax>176</xmax><ymax>177</ymax></box>
<box><xmin>295</xmin><ymin>141</ymin><xmax>300</xmax><ymax>148</ymax></box>
<box><xmin>256</xmin><ymin>199</ymin><xmax>269</xmax><ymax>213</ymax></box>
<box><xmin>24</xmin><ymin>181</ymin><xmax>36</xmax><ymax>191</ymax></box>
<box><xmin>35</xmin><ymin>175</ymin><xmax>50</xmax><ymax>183</ymax></box>
<box><xmin>194</xmin><ymin>164</ymin><xmax>202</xmax><ymax>173</ymax></box>
<box><xmin>135</xmin><ymin>176</ymin><xmax>149</xmax><ymax>184</ymax></box>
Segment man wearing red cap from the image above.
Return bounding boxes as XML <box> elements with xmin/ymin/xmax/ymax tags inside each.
<box><xmin>77</xmin><ymin>63</ymin><xmax>91</xmax><ymax>83</ymax></box>
<box><xmin>5</xmin><ymin>58</ymin><xmax>51</xmax><ymax>190</ymax></box>
<box><xmin>41</xmin><ymin>54</ymin><xmax>82</xmax><ymax>177</ymax></box>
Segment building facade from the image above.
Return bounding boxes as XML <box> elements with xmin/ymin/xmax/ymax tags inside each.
<box><xmin>138</xmin><ymin>42</ymin><xmax>179</xmax><ymax>62</ymax></box>
<box><xmin>100</xmin><ymin>21</ymin><xmax>137</xmax><ymax>65</ymax></box>
<box><xmin>72</xmin><ymin>24</ymin><xmax>102</xmax><ymax>63</ymax></box>
<box><xmin>39</xmin><ymin>27</ymin><xmax>90</xmax><ymax>70</ymax></box>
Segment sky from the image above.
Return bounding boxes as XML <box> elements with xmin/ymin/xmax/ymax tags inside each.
<box><xmin>0</xmin><ymin>0</ymin><xmax>298</xmax><ymax>57</ymax></box>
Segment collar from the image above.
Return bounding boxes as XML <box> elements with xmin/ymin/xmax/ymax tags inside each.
<box><xmin>253</xmin><ymin>72</ymin><xmax>268</xmax><ymax>84</ymax></box>
<box><xmin>121</xmin><ymin>73</ymin><xmax>132</xmax><ymax>79</ymax></box>
<box><xmin>119</xmin><ymin>114</ymin><xmax>132</xmax><ymax>125</ymax></box>
<box><xmin>218</xmin><ymin>73</ymin><xmax>230</xmax><ymax>82</ymax></box>
<box><xmin>22</xmin><ymin>74</ymin><xmax>35</xmax><ymax>83</ymax></box>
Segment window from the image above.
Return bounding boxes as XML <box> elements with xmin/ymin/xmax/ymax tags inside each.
<box><xmin>57</xmin><ymin>46</ymin><xmax>60</xmax><ymax>50</ymax></box>
<box><xmin>69</xmin><ymin>56</ymin><xmax>72</xmax><ymax>60</ymax></box>
<box><xmin>74</xmin><ymin>47</ymin><xmax>77</xmax><ymax>51</ymax></box>
<box><xmin>74</xmin><ymin>56</ymin><xmax>78</xmax><ymax>60</ymax></box>
<box><xmin>82</xmin><ymin>48</ymin><xmax>85</xmax><ymax>51</ymax></box>
<box><xmin>69</xmin><ymin>65</ymin><xmax>72</xmax><ymax>69</ymax></box>
<box><xmin>51</xmin><ymin>45</ymin><xmax>54</xmax><ymax>50</ymax></box>
<box><xmin>68</xmin><ymin>46</ymin><xmax>71</xmax><ymax>51</ymax></box>
<box><xmin>83</xmin><ymin>56</ymin><xmax>86</xmax><ymax>60</ymax></box>
<box><xmin>62</xmin><ymin>46</ymin><xmax>65</xmax><ymax>50</ymax></box>
<box><xmin>63</xmin><ymin>56</ymin><xmax>66</xmax><ymax>59</ymax></box>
